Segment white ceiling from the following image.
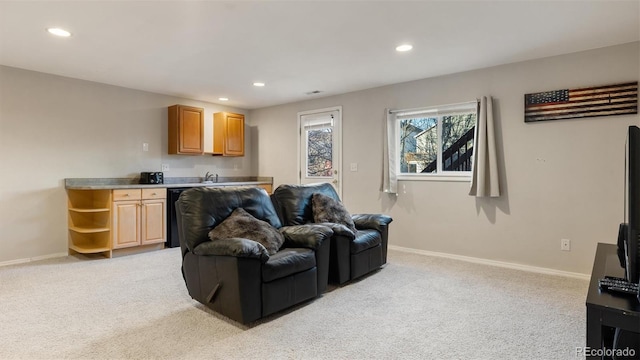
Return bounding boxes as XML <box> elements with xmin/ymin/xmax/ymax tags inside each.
<box><xmin>1</xmin><ymin>1</ymin><xmax>638</xmax><ymax>110</ymax></box>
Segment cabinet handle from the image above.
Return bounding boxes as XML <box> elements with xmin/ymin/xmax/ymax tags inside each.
<box><xmin>124</xmin><ymin>194</ymin><xmax>129</xmax><ymax>197</ymax></box>
<box><xmin>152</xmin><ymin>192</ymin><xmax>157</xmax><ymax>195</ymax></box>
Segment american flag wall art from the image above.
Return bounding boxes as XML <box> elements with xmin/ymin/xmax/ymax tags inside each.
<box><xmin>524</xmin><ymin>82</ymin><xmax>638</xmax><ymax>123</ymax></box>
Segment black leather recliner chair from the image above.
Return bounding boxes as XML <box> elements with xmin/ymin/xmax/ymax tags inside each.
<box><xmin>271</xmin><ymin>183</ymin><xmax>393</xmax><ymax>285</ymax></box>
<box><xmin>176</xmin><ymin>186</ymin><xmax>333</xmax><ymax>324</ymax></box>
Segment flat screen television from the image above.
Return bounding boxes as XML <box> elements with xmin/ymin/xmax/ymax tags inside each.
<box><xmin>617</xmin><ymin>125</ymin><xmax>640</xmax><ymax>285</ymax></box>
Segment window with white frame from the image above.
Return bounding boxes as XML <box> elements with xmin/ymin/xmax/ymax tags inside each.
<box><xmin>303</xmin><ymin>114</ymin><xmax>334</xmax><ymax>177</ymax></box>
<box><xmin>395</xmin><ymin>101</ymin><xmax>477</xmax><ymax>177</ymax></box>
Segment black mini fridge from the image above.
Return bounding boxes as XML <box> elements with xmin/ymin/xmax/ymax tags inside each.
<box><xmin>166</xmin><ymin>187</ymin><xmax>192</xmax><ymax>248</ymax></box>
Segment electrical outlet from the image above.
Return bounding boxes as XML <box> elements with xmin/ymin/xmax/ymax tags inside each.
<box><xmin>561</xmin><ymin>239</ymin><xmax>571</xmax><ymax>251</ymax></box>
<box><xmin>161</xmin><ymin>164</ymin><xmax>169</xmax><ymax>171</ymax></box>
<box><xmin>142</xmin><ymin>142</ymin><xmax>149</xmax><ymax>152</ymax></box>
<box><xmin>350</xmin><ymin>163</ymin><xmax>358</xmax><ymax>172</ymax></box>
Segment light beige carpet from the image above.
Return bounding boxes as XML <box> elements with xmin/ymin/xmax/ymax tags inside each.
<box><xmin>0</xmin><ymin>248</ymin><xmax>587</xmax><ymax>359</ymax></box>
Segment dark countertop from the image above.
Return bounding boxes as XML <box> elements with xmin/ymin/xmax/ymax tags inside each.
<box><xmin>65</xmin><ymin>176</ymin><xmax>273</xmax><ymax>190</ymax></box>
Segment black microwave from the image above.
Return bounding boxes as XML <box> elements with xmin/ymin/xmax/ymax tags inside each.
<box><xmin>140</xmin><ymin>172</ymin><xmax>163</xmax><ymax>184</ymax></box>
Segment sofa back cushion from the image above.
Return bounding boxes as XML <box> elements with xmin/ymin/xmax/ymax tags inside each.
<box><xmin>271</xmin><ymin>183</ymin><xmax>340</xmax><ymax>226</ymax></box>
<box><xmin>177</xmin><ymin>186</ymin><xmax>282</xmax><ymax>252</ymax></box>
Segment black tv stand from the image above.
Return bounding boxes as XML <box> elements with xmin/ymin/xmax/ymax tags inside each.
<box><xmin>586</xmin><ymin>243</ymin><xmax>639</xmax><ymax>359</ymax></box>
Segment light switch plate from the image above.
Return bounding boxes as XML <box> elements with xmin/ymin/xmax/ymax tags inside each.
<box><xmin>350</xmin><ymin>163</ymin><xmax>358</xmax><ymax>172</ymax></box>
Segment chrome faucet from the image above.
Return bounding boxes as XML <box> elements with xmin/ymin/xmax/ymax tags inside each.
<box><xmin>204</xmin><ymin>171</ymin><xmax>218</xmax><ymax>182</ymax></box>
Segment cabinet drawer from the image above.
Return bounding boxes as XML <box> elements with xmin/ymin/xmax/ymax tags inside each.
<box><xmin>113</xmin><ymin>189</ymin><xmax>141</xmax><ymax>201</ymax></box>
<box><xmin>142</xmin><ymin>188</ymin><xmax>166</xmax><ymax>200</ymax></box>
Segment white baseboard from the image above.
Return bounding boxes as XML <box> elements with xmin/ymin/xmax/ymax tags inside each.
<box><xmin>2</xmin><ymin>247</ymin><xmax>591</xmax><ymax>280</ymax></box>
<box><xmin>0</xmin><ymin>252</ymin><xmax>68</xmax><ymax>268</ymax></box>
<box><xmin>388</xmin><ymin>245</ymin><xmax>590</xmax><ymax>280</ymax></box>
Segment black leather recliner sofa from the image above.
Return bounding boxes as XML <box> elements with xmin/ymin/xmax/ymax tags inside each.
<box><xmin>176</xmin><ymin>186</ymin><xmax>333</xmax><ymax>324</ymax></box>
<box><xmin>271</xmin><ymin>183</ymin><xmax>393</xmax><ymax>284</ymax></box>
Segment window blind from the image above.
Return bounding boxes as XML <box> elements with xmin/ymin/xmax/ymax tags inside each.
<box><xmin>393</xmin><ymin>100</ymin><xmax>477</xmax><ymax>120</ymax></box>
<box><xmin>302</xmin><ymin>114</ymin><xmax>334</xmax><ymax>131</ymax></box>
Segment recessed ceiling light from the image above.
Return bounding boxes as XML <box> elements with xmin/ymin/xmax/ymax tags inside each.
<box><xmin>218</xmin><ymin>97</ymin><xmax>229</xmax><ymax>101</ymax></box>
<box><xmin>253</xmin><ymin>82</ymin><xmax>265</xmax><ymax>87</ymax></box>
<box><xmin>47</xmin><ymin>28</ymin><xmax>71</xmax><ymax>37</ymax></box>
<box><xmin>395</xmin><ymin>44</ymin><xmax>413</xmax><ymax>52</ymax></box>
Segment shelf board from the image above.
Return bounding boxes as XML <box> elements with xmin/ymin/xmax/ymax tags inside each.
<box><xmin>69</xmin><ymin>226</ymin><xmax>110</xmax><ymax>234</ymax></box>
<box><xmin>69</xmin><ymin>244</ymin><xmax>111</xmax><ymax>254</ymax></box>
<box><xmin>69</xmin><ymin>207</ymin><xmax>110</xmax><ymax>213</ymax></box>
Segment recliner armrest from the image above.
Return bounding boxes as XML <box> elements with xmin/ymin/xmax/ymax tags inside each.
<box><xmin>315</xmin><ymin>222</ymin><xmax>356</xmax><ymax>239</ymax></box>
<box><xmin>192</xmin><ymin>238</ymin><xmax>270</xmax><ymax>263</ymax></box>
<box><xmin>352</xmin><ymin>214</ymin><xmax>393</xmax><ymax>232</ymax></box>
<box><xmin>280</xmin><ymin>225</ymin><xmax>334</xmax><ymax>250</ymax></box>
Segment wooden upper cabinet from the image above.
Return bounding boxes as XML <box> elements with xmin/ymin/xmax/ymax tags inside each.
<box><xmin>168</xmin><ymin>105</ymin><xmax>204</xmax><ymax>155</ymax></box>
<box><xmin>213</xmin><ymin>112</ymin><xmax>245</xmax><ymax>156</ymax></box>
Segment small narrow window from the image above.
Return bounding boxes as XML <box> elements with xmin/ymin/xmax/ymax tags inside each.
<box><xmin>395</xmin><ymin>101</ymin><xmax>477</xmax><ymax>178</ymax></box>
<box><xmin>302</xmin><ymin>113</ymin><xmax>334</xmax><ymax>178</ymax></box>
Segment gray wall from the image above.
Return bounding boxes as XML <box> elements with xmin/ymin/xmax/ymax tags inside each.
<box><xmin>0</xmin><ymin>66</ymin><xmax>255</xmax><ymax>263</ymax></box>
<box><xmin>250</xmin><ymin>42</ymin><xmax>640</xmax><ymax>275</ymax></box>
<box><xmin>2</xmin><ymin>42</ymin><xmax>638</xmax><ymax>272</ymax></box>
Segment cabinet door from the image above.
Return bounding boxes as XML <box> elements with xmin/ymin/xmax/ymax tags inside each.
<box><xmin>112</xmin><ymin>200</ymin><xmax>140</xmax><ymax>249</ymax></box>
<box><xmin>213</xmin><ymin>112</ymin><xmax>244</xmax><ymax>156</ymax></box>
<box><xmin>179</xmin><ymin>106</ymin><xmax>204</xmax><ymax>154</ymax></box>
<box><xmin>225</xmin><ymin>113</ymin><xmax>244</xmax><ymax>156</ymax></box>
<box><xmin>168</xmin><ymin>105</ymin><xmax>204</xmax><ymax>155</ymax></box>
<box><xmin>140</xmin><ymin>199</ymin><xmax>166</xmax><ymax>245</ymax></box>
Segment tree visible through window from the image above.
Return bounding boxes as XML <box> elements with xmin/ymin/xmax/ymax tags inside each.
<box><xmin>398</xmin><ymin>105</ymin><xmax>476</xmax><ymax>175</ymax></box>
<box><xmin>306</xmin><ymin>127</ymin><xmax>333</xmax><ymax>177</ymax></box>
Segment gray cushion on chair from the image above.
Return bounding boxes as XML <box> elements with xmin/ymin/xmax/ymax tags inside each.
<box><xmin>311</xmin><ymin>193</ymin><xmax>357</xmax><ymax>235</ymax></box>
<box><xmin>208</xmin><ymin>208</ymin><xmax>284</xmax><ymax>255</ymax></box>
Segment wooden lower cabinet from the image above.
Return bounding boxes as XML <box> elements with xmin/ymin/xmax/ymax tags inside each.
<box><xmin>256</xmin><ymin>184</ymin><xmax>273</xmax><ymax>194</ymax></box>
<box><xmin>112</xmin><ymin>200</ymin><xmax>140</xmax><ymax>249</ymax></box>
<box><xmin>112</xmin><ymin>188</ymin><xmax>166</xmax><ymax>250</ymax></box>
<box><xmin>141</xmin><ymin>199</ymin><xmax>165</xmax><ymax>245</ymax></box>
<box><xmin>66</xmin><ymin>188</ymin><xmax>167</xmax><ymax>258</ymax></box>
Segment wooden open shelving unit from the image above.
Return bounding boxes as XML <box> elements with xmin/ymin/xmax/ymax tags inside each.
<box><xmin>67</xmin><ymin>189</ymin><xmax>113</xmax><ymax>258</ymax></box>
